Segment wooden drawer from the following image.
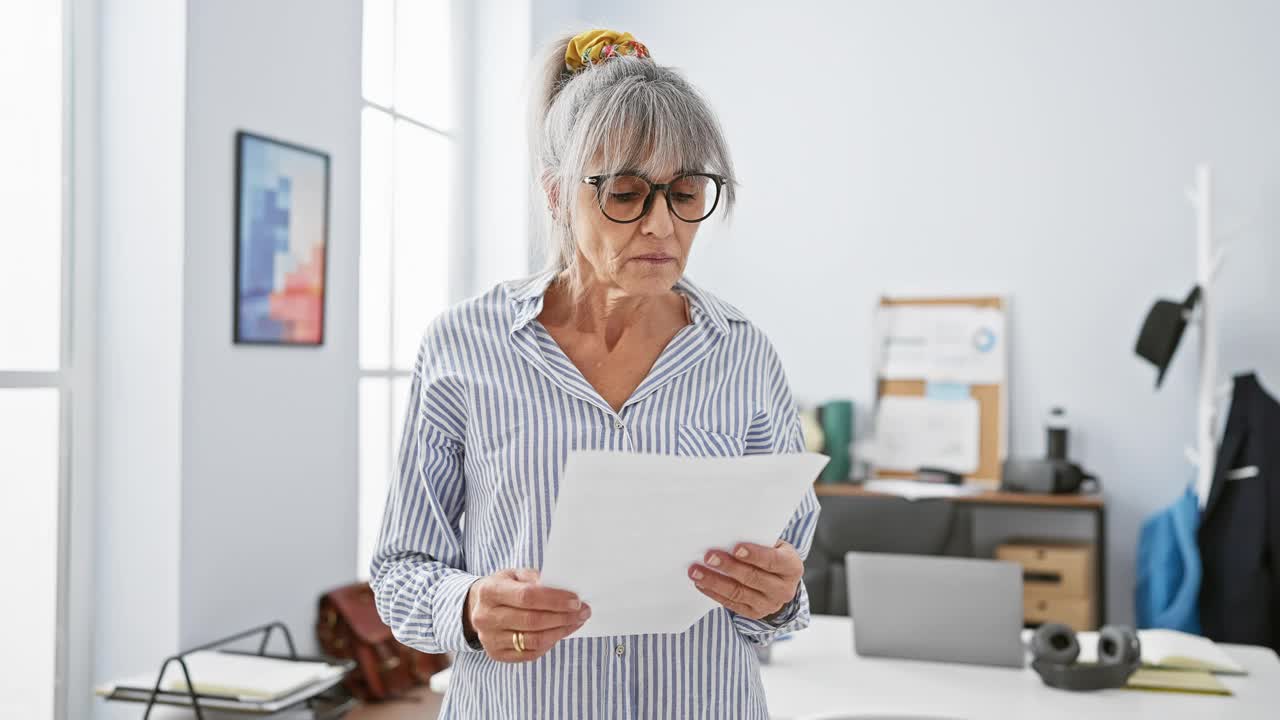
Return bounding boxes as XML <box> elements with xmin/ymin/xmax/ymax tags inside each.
<box><xmin>996</xmin><ymin>541</ymin><xmax>1094</xmax><ymax>598</ymax></box>
<box><xmin>1023</xmin><ymin>589</ymin><xmax>1096</xmax><ymax>631</ymax></box>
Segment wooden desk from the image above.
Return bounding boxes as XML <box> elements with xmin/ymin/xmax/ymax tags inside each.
<box><xmin>814</xmin><ymin>485</ymin><xmax>1109</xmax><ymax>624</ymax></box>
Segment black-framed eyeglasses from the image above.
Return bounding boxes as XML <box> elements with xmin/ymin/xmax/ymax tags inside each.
<box><xmin>582</xmin><ymin>172</ymin><xmax>725</xmax><ymax>224</ymax></box>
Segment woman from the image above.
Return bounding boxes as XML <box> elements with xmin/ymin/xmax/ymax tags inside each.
<box><xmin>371</xmin><ymin>29</ymin><xmax>820</xmax><ymax>719</ymax></box>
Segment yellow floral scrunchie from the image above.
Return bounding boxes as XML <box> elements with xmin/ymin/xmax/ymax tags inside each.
<box><xmin>565</xmin><ymin>29</ymin><xmax>650</xmax><ymax>72</ymax></box>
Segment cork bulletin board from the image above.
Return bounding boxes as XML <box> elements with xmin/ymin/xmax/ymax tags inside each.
<box><xmin>875</xmin><ymin>296</ymin><xmax>1008</xmax><ymax>489</ymax></box>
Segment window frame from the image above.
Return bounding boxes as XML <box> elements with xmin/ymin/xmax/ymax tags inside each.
<box><xmin>357</xmin><ymin>0</ymin><xmax>460</xmax><ymax>580</ymax></box>
<box><xmin>0</xmin><ymin>1</ymin><xmax>96</xmax><ymax>718</ymax></box>
<box><xmin>63</xmin><ymin>0</ymin><xmax>99</xmax><ymax>717</ymax></box>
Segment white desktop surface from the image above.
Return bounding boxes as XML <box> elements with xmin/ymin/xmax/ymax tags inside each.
<box><xmin>761</xmin><ymin>615</ymin><xmax>1280</xmax><ymax>720</ymax></box>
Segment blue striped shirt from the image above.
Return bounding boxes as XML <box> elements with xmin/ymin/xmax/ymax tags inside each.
<box><xmin>371</xmin><ymin>271</ymin><xmax>820</xmax><ymax>719</ymax></box>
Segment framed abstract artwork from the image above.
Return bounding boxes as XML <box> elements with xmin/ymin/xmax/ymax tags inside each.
<box><xmin>234</xmin><ymin>131</ymin><xmax>330</xmax><ymax>346</ymax></box>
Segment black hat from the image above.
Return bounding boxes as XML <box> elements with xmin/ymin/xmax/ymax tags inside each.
<box><xmin>1134</xmin><ymin>286</ymin><xmax>1201</xmax><ymax>388</ymax></box>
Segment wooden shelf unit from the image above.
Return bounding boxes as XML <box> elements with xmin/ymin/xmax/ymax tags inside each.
<box><xmin>812</xmin><ymin>483</ymin><xmax>1108</xmax><ymax>624</ymax></box>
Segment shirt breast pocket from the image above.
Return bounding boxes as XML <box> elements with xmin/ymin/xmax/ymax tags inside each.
<box><xmin>676</xmin><ymin>423</ymin><xmax>747</xmax><ymax>458</ymax></box>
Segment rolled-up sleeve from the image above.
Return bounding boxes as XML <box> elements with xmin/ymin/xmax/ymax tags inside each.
<box><xmin>734</xmin><ymin>340</ymin><xmax>821</xmax><ymax>646</ymax></box>
<box><xmin>369</xmin><ymin>326</ymin><xmax>483</xmax><ymax>655</ymax></box>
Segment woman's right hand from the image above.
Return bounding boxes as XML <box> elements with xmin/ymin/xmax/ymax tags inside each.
<box><xmin>463</xmin><ymin>568</ymin><xmax>591</xmax><ymax>662</ymax></box>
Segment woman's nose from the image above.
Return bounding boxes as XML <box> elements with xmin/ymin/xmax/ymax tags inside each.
<box><xmin>640</xmin><ymin>191</ymin><xmax>676</xmax><ymax>236</ymax></box>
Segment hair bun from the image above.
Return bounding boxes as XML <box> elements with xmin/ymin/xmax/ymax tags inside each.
<box><xmin>564</xmin><ymin>29</ymin><xmax>650</xmax><ymax>72</ymax></box>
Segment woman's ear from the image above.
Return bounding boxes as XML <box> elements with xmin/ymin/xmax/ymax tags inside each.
<box><xmin>541</xmin><ymin>172</ymin><xmax>561</xmax><ymax>219</ymax></box>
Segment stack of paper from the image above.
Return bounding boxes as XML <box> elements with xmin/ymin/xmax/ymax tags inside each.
<box><xmin>96</xmin><ymin>651</ymin><xmax>351</xmax><ymax>714</ymax></box>
<box><xmin>160</xmin><ymin>651</ymin><xmax>341</xmax><ymax>701</ymax></box>
<box><xmin>862</xmin><ymin>478</ymin><xmax>984</xmax><ymax>501</ymax></box>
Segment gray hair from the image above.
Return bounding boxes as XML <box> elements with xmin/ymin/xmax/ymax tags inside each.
<box><xmin>529</xmin><ymin>32</ymin><xmax>736</xmax><ymax>284</ymax></box>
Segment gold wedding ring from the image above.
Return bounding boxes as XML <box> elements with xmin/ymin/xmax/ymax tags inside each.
<box><xmin>513</xmin><ymin>631</ymin><xmax>526</xmax><ymax>654</ymax></box>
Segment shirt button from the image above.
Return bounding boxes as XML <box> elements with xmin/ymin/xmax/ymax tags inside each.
<box><xmin>613</xmin><ymin>419</ymin><xmax>624</xmax><ymax>430</ymax></box>
<box><xmin>615</xmin><ymin>644</ymin><xmax>626</xmax><ymax>657</ymax></box>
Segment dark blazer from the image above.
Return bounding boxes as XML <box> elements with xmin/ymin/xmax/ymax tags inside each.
<box><xmin>1198</xmin><ymin>373</ymin><xmax>1280</xmax><ymax>651</ymax></box>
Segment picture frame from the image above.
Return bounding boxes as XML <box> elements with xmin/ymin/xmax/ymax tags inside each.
<box><xmin>233</xmin><ymin>130</ymin><xmax>331</xmax><ymax>346</ymax></box>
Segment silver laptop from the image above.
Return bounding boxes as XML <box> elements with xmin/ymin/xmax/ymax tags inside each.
<box><xmin>845</xmin><ymin>551</ymin><xmax>1025</xmax><ymax>668</ymax></box>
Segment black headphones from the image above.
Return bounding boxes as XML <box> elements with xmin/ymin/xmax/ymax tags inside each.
<box><xmin>1030</xmin><ymin>623</ymin><xmax>1142</xmax><ymax>691</ymax></box>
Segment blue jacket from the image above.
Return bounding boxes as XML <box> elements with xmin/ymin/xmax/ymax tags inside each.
<box><xmin>1135</xmin><ymin>484</ymin><xmax>1201</xmax><ymax>633</ymax></box>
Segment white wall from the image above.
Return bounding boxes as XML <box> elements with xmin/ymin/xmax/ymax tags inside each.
<box><xmin>467</xmin><ymin>0</ymin><xmax>533</xmax><ymax>292</ymax></box>
<box><xmin>531</xmin><ymin>0</ymin><xmax>586</xmax><ymax>63</ymax></box>
<box><xmin>95</xmin><ymin>2</ymin><xmax>185</xmax><ymax>717</ymax></box>
<box><xmin>564</xmin><ymin>0</ymin><xmax>1280</xmax><ymax>625</ymax></box>
<box><xmin>181</xmin><ymin>0</ymin><xmax>361</xmax><ymax>652</ymax></box>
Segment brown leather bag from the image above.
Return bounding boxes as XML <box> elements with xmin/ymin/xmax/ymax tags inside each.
<box><xmin>316</xmin><ymin>582</ymin><xmax>450</xmax><ymax>702</ymax></box>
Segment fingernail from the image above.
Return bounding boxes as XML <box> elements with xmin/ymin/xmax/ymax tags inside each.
<box><xmin>579</xmin><ymin>607</ymin><xmax>591</xmax><ymax>620</ymax></box>
<box><xmin>734</xmin><ymin>547</ymin><xmax>749</xmax><ymax>559</ymax></box>
<box><xmin>705</xmin><ymin>554</ymin><xmax>721</xmax><ymax>567</ymax></box>
<box><xmin>691</xmin><ymin>568</ymin><xmax>704</xmax><ymax>580</ymax></box>
<box><xmin>569</xmin><ymin>598</ymin><xmax>581</xmax><ymax>610</ymax></box>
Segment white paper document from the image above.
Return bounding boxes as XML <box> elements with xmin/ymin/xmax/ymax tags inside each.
<box><xmin>539</xmin><ymin>450</ymin><xmax>828</xmax><ymax>638</ymax></box>
<box><xmin>871</xmin><ymin>395</ymin><xmax>980</xmax><ymax>474</ymax></box>
<box><xmin>862</xmin><ymin>478</ymin><xmax>984</xmax><ymax>501</ymax></box>
<box><xmin>876</xmin><ymin>305</ymin><xmax>1006</xmax><ymax>383</ymax></box>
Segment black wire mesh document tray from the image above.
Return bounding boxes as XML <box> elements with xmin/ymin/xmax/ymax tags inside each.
<box><xmin>94</xmin><ymin>621</ymin><xmax>357</xmax><ymax>718</ymax></box>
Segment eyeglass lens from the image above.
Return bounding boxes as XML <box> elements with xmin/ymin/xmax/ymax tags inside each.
<box><xmin>598</xmin><ymin>174</ymin><xmax>719</xmax><ymax>223</ymax></box>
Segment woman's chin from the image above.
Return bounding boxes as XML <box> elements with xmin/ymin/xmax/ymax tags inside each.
<box><xmin>618</xmin><ymin>262</ymin><xmax>682</xmax><ymax>292</ymax></box>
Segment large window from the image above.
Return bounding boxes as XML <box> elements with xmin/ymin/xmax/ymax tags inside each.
<box><xmin>0</xmin><ymin>1</ymin><xmax>68</xmax><ymax>718</ymax></box>
<box><xmin>358</xmin><ymin>0</ymin><xmax>457</xmax><ymax>578</ymax></box>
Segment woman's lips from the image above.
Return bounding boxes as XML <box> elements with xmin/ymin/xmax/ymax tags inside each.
<box><xmin>633</xmin><ymin>255</ymin><xmax>675</xmax><ymax>264</ymax></box>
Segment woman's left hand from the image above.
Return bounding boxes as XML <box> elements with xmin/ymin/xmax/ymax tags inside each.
<box><xmin>688</xmin><ymin>540</ymin><xmax>803</xmax><ymax>620</ymax></box>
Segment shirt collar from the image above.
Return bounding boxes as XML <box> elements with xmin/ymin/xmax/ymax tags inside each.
<box><xmin>504</xmin><ymin>270</ymin><xmax>742</xmax><ymax>336</ymax></box>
